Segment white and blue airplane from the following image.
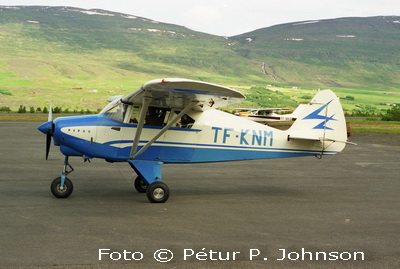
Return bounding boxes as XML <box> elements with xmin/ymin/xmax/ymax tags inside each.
<box><xmin>38</xmin><ymin>78</ymin><xmax>350</xmax><ymax>203</ymax></box>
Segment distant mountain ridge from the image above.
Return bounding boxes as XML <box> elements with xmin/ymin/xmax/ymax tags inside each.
<box><xmin>230</xmin><ymin>16</ymin><xmax>400</xmax><ymax>89</ymax></box>
<box><xmin>0</xmin><ymin>6</ymin><xmax>399</xmax><ymax>110</ymax></box>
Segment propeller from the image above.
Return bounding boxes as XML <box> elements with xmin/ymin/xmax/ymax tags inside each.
<box><xmin>45</xmin><ymin>128</ymin><xmax>53</xmax><ymax>160</ymax></box>
<box><xmin>38</xmin><ymin>102</ymin><xmax>54</xmax><ymax>160</ymax></box>
<box><xmin>46</xmin><ymin>102</ymin><xmax>53</xmax><ymax>160</ymax></box>
<box><xmin>48</xmin><ymin>101</ymin><xmax>52</xmax><ymax>122</ymax></box>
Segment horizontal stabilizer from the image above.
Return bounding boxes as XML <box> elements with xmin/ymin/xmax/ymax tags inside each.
<box><xmin>288</xmin><ymin>135</ymin><xmax>357</xmax><ymax>145</ymax></box>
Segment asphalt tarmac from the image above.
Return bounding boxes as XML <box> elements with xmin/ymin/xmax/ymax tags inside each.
<box><xmin>1</xmin><ymin>122</ymin><xmax>399</xmax><ymax>268</ymax></box>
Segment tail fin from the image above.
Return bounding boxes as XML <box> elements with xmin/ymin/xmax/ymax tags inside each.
<box><xmin>289</xmin><ymin>103</ymin><xmax>308</xmax><ymax>119</ymax></box>
<box><xmin>288</xmin><ymin>90</ymin><xmax>349</xmax><ymax>154</ymax></box>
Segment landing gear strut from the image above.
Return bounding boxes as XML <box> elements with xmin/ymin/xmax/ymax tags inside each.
<box><xmin>129</xmin><ymin>160</ymin><xmax>170</xmax><ymax>203</ymax></box>
<box><xmin>50</xmin><ymin>156</ymin><xmax>74</xmax><ymax>198</ymax></box>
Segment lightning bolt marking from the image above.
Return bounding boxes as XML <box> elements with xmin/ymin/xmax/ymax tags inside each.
<box><xmin>302</xmin><ymin>100</ymin><xmax>337</xmax><ymax>130</ymax></box>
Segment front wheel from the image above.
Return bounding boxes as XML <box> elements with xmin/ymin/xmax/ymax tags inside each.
<box><xmin>50</xmin><ymin>177</ymin><xmax>73</xmax><ymax>198</ymax></box>
<box><xmin>146</xmin><ymin>182</ymin><xmax>169</xmax><ymax>203</ymax></box>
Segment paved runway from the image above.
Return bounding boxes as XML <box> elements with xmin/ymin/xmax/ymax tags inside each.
<box><xmin>1</xmin><ymin>122</ymin><xmax>399</xmax><ymax>268</ymax></box>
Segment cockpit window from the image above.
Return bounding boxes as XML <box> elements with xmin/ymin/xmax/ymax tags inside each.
<box><xmin>102</xmin><ymin>100</ymin><xmax>128</xmax><ymax>122</ymax></box>
<box><xmin>102</xmin><ymin>101</ymin><xmax>196</xmax><ymax>128</ymax></box>
<box><xmin>129</xmin><ymin>107</ymin><xmax>171</xmax><ymax>126</ymax></box>
<box><xmin>146</xmin><ymin>107</ymin><xmax>170</xmax><ymax>126</ymax></box>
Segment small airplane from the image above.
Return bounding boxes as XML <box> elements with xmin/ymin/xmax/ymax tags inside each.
<box><xmin>235</xmin><ymin>104</ymin><xmax>308</xmax><ymax>124</ymax></box>
<box><xmin>38</xmin><ymin>78</ymin><xmax>350</xmax><ymax>203</ymax></box>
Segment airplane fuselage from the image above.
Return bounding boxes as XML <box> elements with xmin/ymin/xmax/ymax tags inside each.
<box><xmin>48</xmin><ymin>108</ymin><xmax>336</xmax><ymax>164</ymax></box>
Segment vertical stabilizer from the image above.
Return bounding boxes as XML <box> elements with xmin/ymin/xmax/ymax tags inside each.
<box><xmin>288</xmin><ymin>90</ymin><xmax>348</xmax><ymax>153</ymax></box>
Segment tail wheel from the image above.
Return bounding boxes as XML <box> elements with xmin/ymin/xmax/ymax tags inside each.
<box><xmin>51</xmin><ymin>177</ymin><xmax>73</xmax><ymax>198</ymax></box>
<box><xmin>146</xmin><ymin>182</ymin><xmax>169</xmax><ymax>203</ymax></box>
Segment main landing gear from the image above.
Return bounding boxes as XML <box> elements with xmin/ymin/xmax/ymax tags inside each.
<box><xmin>130</xmin><ymin>160</ymin><xmax>170</xmax><ymax>203</ymax></box>
<box><xmin>50</xmin><ymin>157</ymin><xmax>170</xmax><ymax>203</ymax></box>
<box><xmin>134</xmin><ymin>177</ymin><xmax>169</xmax><ymax>203</ymax></box>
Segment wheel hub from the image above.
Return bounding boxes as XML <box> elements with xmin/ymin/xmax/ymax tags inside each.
<box><xmin>56</xmin><ymin>184</ymin><xmax>68</xmax><ymax>193</ymax></box>
<box><xmin>153</xmin><ymin>188</ymin><xmax>164</xmax><ymax>199</ymax></box>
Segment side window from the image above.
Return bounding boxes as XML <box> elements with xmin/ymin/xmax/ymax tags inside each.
<box><xmin>129</xmin><ymin>106</ymin><xmax>171</xmax><ymax>126</ymax></box>
<box><xmin>146</xmin><ymin>107</ymin><xmax>170</xmax><ymax>126</ymax></box>
<box><xmin>173</xmin><ymin>111</ymin><xmax>195</xmax><ymax>129</ymax></box>
<box><xmin>129</xmin><ymin>106</ymin><xmax>141</xmax><ymax>123</ymax></box>
<box><xmin>127</xmin><ymin>106</ymin><xmax>194</xmax><ymax>128</ymax></box>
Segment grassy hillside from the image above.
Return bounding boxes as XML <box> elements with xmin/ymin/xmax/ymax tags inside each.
<box><xmin>0</xmin><ymin>6</ymin><xmax>262</xmax><ymax>110</ymax></box>
<box><xmin>0</xmin><ymin>6</ymin><xmax>399</xmax><ymax>113</ymax></box>
<box><xmin>230</xmin><ymin>16</ymin><xmax>400</xmax><ymax>90</ymax></box>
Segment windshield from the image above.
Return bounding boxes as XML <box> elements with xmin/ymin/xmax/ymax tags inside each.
<box><xmin>101</xmin><ymin>99</ymin><xmax>128</xmax><ymax>122</ymax></box>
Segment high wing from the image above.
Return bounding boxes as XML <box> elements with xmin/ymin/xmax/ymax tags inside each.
<box><xmin>121</xmin><ymin>78</ymin><xmax>245</xmax><ymax>111</ymax></box>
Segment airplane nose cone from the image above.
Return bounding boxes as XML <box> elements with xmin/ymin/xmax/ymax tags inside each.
<box><xmin>38</xmin><ymin>121</ymin><xmax>53</xmax><ymax>134</ymax></box>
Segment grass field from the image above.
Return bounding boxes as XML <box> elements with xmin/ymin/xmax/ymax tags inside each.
<box><xmin>347</xmin><ymin>119</ymin><xmax>400</xmax><ymax>135</ymax></box>
<box><xmin>276</xmin><ymin>86</ymin><xmax>399</xmax><ymax>113</ymax></box>
<box><xmin>0</xmin><ymin>114</ymin><xmax>59</xmax><ymax>122</ymax></box>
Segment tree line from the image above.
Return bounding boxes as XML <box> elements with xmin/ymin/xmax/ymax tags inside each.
<box><xmin>0</xmin><ymin>105</ymin><xmax>99</xmax><ymax>114</ymax></box>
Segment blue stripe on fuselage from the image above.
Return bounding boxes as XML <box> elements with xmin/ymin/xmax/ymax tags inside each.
<box><xmin>57</xmin><ymin>133</ymin><xmax>336</xmax><ymax>162</ymax></box>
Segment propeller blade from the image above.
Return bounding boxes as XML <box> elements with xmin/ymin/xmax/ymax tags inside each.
<box><xmin>48</xmin><ymin>101</ymin><xmax>53</xmax><ymax>122</ymax></box>
<box><xmin>39</xmin><ymin>102</ymin><xmax>54</xmax><ymax>160</ymax></box>
<box><xmin>46</xmin><ymin>130</ymin><xmax>52</xmax><ymax>160</ymax></box>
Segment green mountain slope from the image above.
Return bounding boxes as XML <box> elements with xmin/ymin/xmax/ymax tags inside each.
<box><xmin>0</xmin><ymin>6</ymin><xmax>260</xmax><ymax>110</ymax></box>
<box><xmin>0</xmin><ymin>6</ymin><xmax>399</xmax><ymax>112</ymax></box>
<box><xmin>230</xmin><ymin>16</ymin><xmax>400</xmax><ymax>90</ymax></box>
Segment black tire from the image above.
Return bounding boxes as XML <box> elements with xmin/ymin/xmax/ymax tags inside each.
<box><xmin>134</xmin><ymin>177</ymin><xmax>148</xmax><ymax>193</ymax></box>
<box><xmin>146</xmin><ymin>182</ymin><xmax>169</xmax><ymax>203</ymax></box>
<box><xmin>50</xmin><ymin>177</ymin><xmax>73</xmax><ymax>198</ymax></box>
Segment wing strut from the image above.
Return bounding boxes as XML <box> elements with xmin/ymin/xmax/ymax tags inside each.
<box><xmin>129</xmin><ymin>97</ymin><xmax>152</xmax><ymax>159</ymax></box>
<box><xmin>130</xmin><ymin>101</ymin><xmax>199</xmax><ymax>159</ymax></box>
